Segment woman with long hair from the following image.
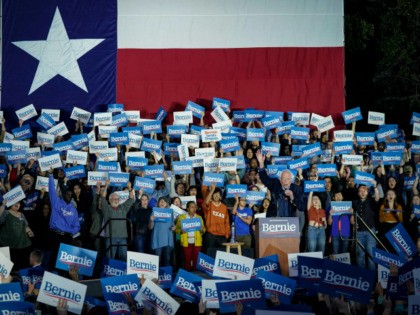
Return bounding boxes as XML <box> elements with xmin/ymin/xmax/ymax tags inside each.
<box><xmin>378</xmin><ymin>189</ymin><xmax>403</xmax><ymax>253</ymax></box>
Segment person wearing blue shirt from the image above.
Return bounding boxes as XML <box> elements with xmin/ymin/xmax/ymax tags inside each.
<box><xmin>232</xmin><ymin>195</ymin><xmax>253</xmax><ymax>248</ymax></box>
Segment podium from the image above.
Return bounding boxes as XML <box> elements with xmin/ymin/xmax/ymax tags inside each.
<box><xmin>255</xmin><ymin>217</ymin><xmax>300</xmax><ymax>276</ymax></box>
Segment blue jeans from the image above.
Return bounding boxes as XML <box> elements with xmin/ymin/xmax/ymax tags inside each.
<box><xmin>306</xmin><ymin>226</ymin><xmax>326</xmax><ymax>255</ymax></box>
<box><xmin>331</xmin><ymin>236</ymin><xmax>350</xmax><ymax>255</ymax></box>
<box><xmin>134</xmin><ymin>235</ymin><xmax>148</xmax><ymax>253</ymax></box>
<box><xmin>154</xmin><ymin>246</ymin><xmax>173</xmax><ymax>267</ymax></box>
<box><xmin>356</xmin><ymin>230</ymin><xmax>376</xmax><ymax>270</ymax></box>
<box><xmin>105</xmin><ymin>238</ymin><xmax>127</xmax><ymax>261</ymax></box>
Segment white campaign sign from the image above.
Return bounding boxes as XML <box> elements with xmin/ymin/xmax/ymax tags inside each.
<box><xmin>70</xmin><ymin>107</ymin><xmax>91</xmax><ymax>124</ymax></box>
<box><xmin>202</xmin><ymin>280</ymin><xmax>231</xmax><ymax>309</ymax></box>
<box><xmin>3</xmin><ymin>185</ymin><xmax>25</xmax><ymax>207</ymax></box>
<box><xmin>368</xmin><ymin>111</ymin><xmax>385</xmax><ymax>125</ymax></box>
<box><xmin>35</xmin><ymin>176</ymin><xmax>58</xmax><ymax>192</ymax></box>
<box><xmin>135</xmin><ymin>279</ymin><xmax>180</xmax><ymax>315</ymax></box>
<box><xmin>66</xmin><ymin>150</ymin><xmax>88</xmax><ymax>165</ymax></box>
<box><xmin>47</xmin><ymin>121</ymin><xmax>69</xmax><ymax>137</ymax></box>
<box><xmin>213</xmin><ymin>250</ymin><xmax>254</xmax><ymax>280</ymax></box>
<box><xmin>316</xmin><ymin>115</ymin><xmax>335</xmax><ymax>133</ymax></box>
<box><xmin>211</xmin><ymin>106</ymin><xmax>230</xmax><ymax>122</ymax></box>
<box><xmin>124</xmin><ymin>110</ymin><xmax>141</xmax><ymax>123</ymax></box>
<box><xmin>94</xmin><ymin>112</ymin><xmax>112</xmax><ymax>126</ymax></box>
<box><xmin>201</xmin><ymin>129</ymin><xmax>222</xmax><ymax>142</ymax></box>
<box><xmin>212</xmin><ymin>120</ymin><xmax>232</xmax><ymax>133</ymax></box>
<box><xmin>333</xmin><ymin>130</ymin><xmax>354</xmax><ymax>142</ymax></box>
<box><xmin>218</xmin><ymin>157</ymin><xmax>237</xmax><ymax>171</ymax></box>
<box><xmin>87</xmin><ymin>172</ymin><xmax>108</xmax><ymax>186</ymax></box>
<box><xmin>288</xmin><ymin>251</ymin><xmax>323</xmax><ymax>277</ymax></box>
<box><xmin>42</xmin><ymin>109</ymin><xmax>60</xmax><ymax>122</ymax></box>
<box><xmin>127</xmin><ymin>251</ymin><xmax>159</xmax><ymax>280</ymax></box>
<box><xmin>341</xmin><ymin>154</ymin><xmax>363</xmax><ymax>165</ymax></box>
<box><xmin>173</xmin><ymin>111</ymin><xmax>193</xmax><ymax>125</ymax></box>
<box><xmin>0</xmin><ymin>252</ymin><xmax>14</xmax><ymax>278</ymax></box>
<box><xmin>38</xmin><ymin>153</ymin><xmax>62</xmax><ymax>171</ymax></box>
<box><xmin>0</xmin><ymin>247</ymin><xmax>10</xmax><ymax>260</ymax></box>
<box><xmin>195</xmin><ymin>147</ymin><xmax>215</xmax><ymax>158</ymax></box>
<box><xmin>16</xmin><ymin>104</ymin><xmax>37</xmax><ymax>121</ymax></box>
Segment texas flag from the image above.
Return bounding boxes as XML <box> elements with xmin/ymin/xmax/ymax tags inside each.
<box><xmin>2</xmin><ymin>0</ymin><xmax>344</xmax><ymax>120</ymax></box>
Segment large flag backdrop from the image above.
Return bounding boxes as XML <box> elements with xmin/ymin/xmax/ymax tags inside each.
<box><xmin>2</xmin><ymin>0</ymin><xmax>344</xmax><ymax>120</ymax></box>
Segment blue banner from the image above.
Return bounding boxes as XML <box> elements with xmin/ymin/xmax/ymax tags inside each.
<box><xmin>219</xmin><ymin>137</ymin><xmax>240</xmax><ymax>152</ymax></box>
<box><xmin>96</xmin><ymin>161</ymin><xmax>119</xmax><ymax>173</ymax></box>
<box><xmin>159</xmin><ymin>266</ymin><xmax>173</xmax><ymax>290</ymax></box>
<box><xmin>141</xmin><ymin>138</ymin><xmax>162</xmax><ymax>153</ymax></box>
<box><xmin>143</xmin><ymin>165</ymin><xmax>164</xmax><ymax>178</ymax></box>
<box><xmin>186</xmin><ymin>101</ymin><xmax>205</xmax><ymax>119</ymax></box>
<box><xmin>155</xmin><ymin>106</ymin><xmax>167</xmax><ymax>121</ymax></box>
<box><xmin>170</xmin><ymin>268</ymin><xmax>202</xmax><ymax>303</ymax></box>
<box><xmin>246</xmin><ymin>128</ymin><xmax>265</xmax><ymax>141</ymax></box>
<box><xmin>355</xmin><ymin>132</ymin><xmax>375</xmax><ymax>146</ymax></box>
<box><xmin>226</xmin><ymin>184</ymin><xmax>247</xmax><ymax>198</ymax></box>
<box><xmin>261</xmin><ymin>142</ymin><xmax>281</xmax><ymax>156</ymax></box>
<box><xmin>173</xmin><ymin>161</ymin><xmax>193</xmax><ymax>175</ymax></box>
<box><xmin>301</xmin><ymin>142</ymin><xmax>322</xmax><ymax>158</ymax></box>
<box><xmin>252</xmin><ymin>255</ymin><xmax>281</xmax><ymax>278</ymax></box>
<box><xmin>101</xmin><ymin>257</ymin><xmax>127</xmax><ymax>278</ymax></box>
<box><xmin>216</xmin><ymin>280</ymin><xmax>266</xmax><ymax>314</ymax></box>
<box><xmin>133</xmin><ymin>176</ymin><xmax>155</xmax><ymax>194</ymax></box>
<box><xmin>316</xmin><ymin>164</ymin><xmax>337</xmax><ymax>177</ymax></box>
<box><xmin>382</xmin><ymin>152</ymin><xmax>402</xmax><ymax>165</ymax></box>
<box><xmin>127</xmin><ymin>157</ymin><xmax>148</xmax><ymax>171</ymax></box>
<box><xmin>304</xmin><ymin>180</ymin><xmax>326</xmax><ymax>193</ymax></box>
<box><xmin>108</xmin><ymin>172</ymin><xmax>129</xmax><ymax>187</ymax></box>
<box><xmin>333</xmin><ymin>141</ymin><xmax>354</xmax><ymax>155</ymax></box>
<box><xmin>213</xmin><ymin>97</ymin><xmax>230</xmax><ymax>112</ymax></box>
<box><xmin>414</xmin><ymin>205</ymin><xmax>420</xmax><ymax>219</ymax></box>
<box><xmin>152</xmin><ymin>207</ymin><xmax>173</xmax><ymax>223</ymax></box>
<box><xmin>197</xmin><ymin>252</ymin><xmax>215</xmax><ymax>278</ymax></box>
<box><xmin>141</xmin><ymin>120</ymin><xmax>162</xmax><ymax>135</ymax></box>
<box><xmin>203</xmin><ymin>172</ymin><xmax>225</xmax><ymax>187</ymax></box>
<box><xmin>12</xmin><ymin>124</ymin><xmax>32</xmax><ymax>140</ymax></box>
<box><xmin>167</xmin><ymin>125</ymin><xmax>188</xmax><ymax>138</ymax></box>
<box><xmin>319</xmin><ymin>259</ymin><xmax>376</xmax><ymax>304</ymax></box>
<box><xmin>297</xmin><ymin>256</ymin><xmax>324</xmax><ymax>291</ymax></box>
<box><xmin>55</xmin><ymin>243</ymin><xmax>97</xmax><ymax>276</ymax></box>
<box><xmin>257</xmin><ymin>270</ymin><xmax>296</xmax><ymax>304</ymax></box>
<box><xmin>386</xmin><ymin>223</ymin><xmax>418</xmax><ymax>259</ymax></box>
<box><xmin>36</xmin><ymin>113</ymin><xmax>56</xmax><ymax>129</ymax></box>
<box><xmin>354</xmin><ymin>170</ymin><xmax>375</xmax><ymax>186</ymax></box>
<box><xmin>342</xmin><ymin>107</ymin><xmax>363</xmax><ymax>124</ymax></box>
<box><xmin>372</xmin><ymin>248</ymin><xmax>407</xmax><ymax>269</ymax></box>
<box><xmin>101</xmin><ymin>274</ymin><xmax>140</xmax><ymax>314</ymax></box>
<box><xmin>287</xmin><ymin>156</ymin><xmax>309</xmax><ymax>170</ymax></box>
<box><xmin>290</xmin><ymin>126</ymin><xmax>309</xmax><ymax>140</ymax></box>
<box><xmin>109</xmin><ymin>132</ymin><xmax>129</xmax><ymax>146</ymax></box>
<box><xmin>24</xmin><ymin>192</ymin><xmax>39</xmax><ymax>208</ymax></box>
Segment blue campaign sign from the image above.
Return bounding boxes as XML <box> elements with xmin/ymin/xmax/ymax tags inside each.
<box><xmin>290</xmin><ymin>126</ymin><xmax>309</xmax><ymax>140</ymax></box>
<box><xmin>141</xmin><ymin>137</ymin><xmax>162</xmax><ymax>153</ymax></box>
<box><xmin>55</xmin><ymin>243</ymin><xmax>98</xmax><ymax>276</ymax></box>
<box><xmin>330</xmin><ymin>201</ymin><xmax>352</xmax><ymax>215</ymax></box>
<box><xmin>229</xmin><ymin>126</ymin><xmax>247</xmax><ymax>140</ymax></box>
<box><xmin>134</xmin><ymin>176</ymin><xmax>155</xmax><ymax>194</ymax></box>
<box><xmin>24</xmin><ymin>192</ymin><xmax>39</xmax><ymax>208</ymax></box>
<box><xmin>109</xmin><ymin>172</ymin><xmax>129</xmax><ymax>187</ymax></box>
<box><xmin>173</xmin><ymin>161</ymin><xmax>193</xmax><ymax>175</ymax></box>
<box><xmin>277</xmin><ymin>121</ymin><xmax>295</xmax><ymax>135</ymax></box>
<box><xmin>101</xmin><ymin>257</ymin><xmax>127</xmax><ymax>278</ymax></box>
<box><xmin>41</xmin><ymin>150</ymin><xmax>61</xmax><ymax>158</ymax></box>
<box><xmin>319</xmin><ymin>259</ymin><xmax>375</xmax><ymax>304</ymax></box>
<box><xmin>85</xmin><ymin>296</ymin><xmax>107</xmax><ymax>311</ymax></box>
<box><xmin>411</xmin><ymin>141</ymin><xmax>420</xmax><ymax>154</ymax></box>
<box><xmin>12</xmin><ymin>124</ymin><xmax>33</xmax><ymax>140</ymax></box>
<box><xmin>155</xmin><ymin>106</ymin><xmax>167</xmax><ymax>121</ymax></box>
<box><xmin>141</xmin><ymin>120</ymin><xmax>162</xmax><ymax>135</ymax></box>
<box><xmin>267</xmin><ymin>165</ymin><xmax>287</xmax><ymax>178</ymax></box>
<box><xmin>189</xmin><ymin>125</ymin><xmax>205</xmax><ymax>136</ymax></box>
<box><xmin>246</xmin><ymin>191</ymin><xmax>266</xmax><ymax>205</ymax></box>
<box><xmin>216</xmin><ymin>280</ymin><xmax>266</xmax><ymax>314</ymax></box>
<box><xmin>0</xmin><ymin>143</ymin><xmax>12</xmax><ymax>155</ymax></box>
<box><xmin>372</xmin><ymin>248</ymin><xmax>407</xmax><ymax>269</ymax></box>
<box><xmin>197</xmin><ymin>252</ymin><xmax>215</xmax><ymax>278</ymax></box>
<box><xmin>301</xmin><ymin>143</ymin><xmax>322</xmax><ymax>158</ymax></box>
<box><xmin>101</xmin><ymin>274</ymin><xmax>140</xmax><ymax>314</ymax></box>
<box><xmin>186</xmin><ymin>101</ymin><xmax>205</xmax><ymax>119</ymax></box>
<box><xmin>170</xmin><ymin>268</ymin><xmax>202</xmax><ymax>303</ymax></box>
<box><xmin>219</xmin><ymin>137</ymin><xmax>240</xmax><ymax>152</ymax></box>
<box><xmin>355</xmin><ymin>132</ymin><xmax>375</xmax><ymax>146</ymax></box>
<box><xmin>127</xmin><ymin>157</ymin><xmax>148</xmax><ymax>171</ymax></box>
<box><xmin>342</xmin><ymin>107</ymin><xmax>363</xmax><ymax>124</ymax></box>
<box><xmin>109</xmin><ymin>132</ymin><xmax>129</xmax><ymax>146</ymax></box>
<box><xmin>265</xmin><ymin>111</ymin><xmax>284</xmax><ymax>119</ymax></box>
<box><xmin>107</xmin><ymin>103</ymin><xmax>124</xmax><ymax>112</ymax></box>
<box><xmin>203</xmin><ymin>172</ymin><xmax>225</xmax><ymax>187</ymax></box>
<box><xmin>122</xmin><ymin>126</ymin><xmax>142</xmax><ymax>135</ymax></box>
<box><xmin>354</xmin><ymin>170</ymin><xmax>375</xmax><ymax>186</ymax></box>
<box><xmin>386</xmin><ymin>223</ymin><xmax>418</xmax><ymax>259</ymax></box>
<box><xmin>181</xmin><ymin>218</ymin><xmax>202</xmax><ymax>232</ymax></box>
<box><xmin>152</xmin><ymin>207</ymin><xmax>173</xmax><ymax>223</ymax></box>
<box><xmin>386</xmin><ymin>142</ymin><xmax>405</xmax><ymax>152</ymax></box>
<box><xmin>97</xmin><ymin>161</ymin><xmax>119</xmax><ymax>173</ymax></box>
<box><xmin>71</xmin><ymin>134</ymin><xmax>89</xmax><ymax>150</ymax></box>
<box><xmin>292</xmin><ymin>144</ymin><xmax>304</xmax><ymax>157</ymax></box>
<box><xmin>36</xmin><ymin>112</ymin><xmax>56</xmax><ymax>129</ymax></box>
<box><xmin>6</xmin><ymin>150</ymin><xmax>27</xmax><ymax>164</ymax></box>
<box><xmin>143</xmin><ymin>164</ymin><xmax>164</xmax><ymax>178</ymax></box>
<box><xmin>163</xmin><ymin>142</ymin><xmax>179</xmax><ymax>155</ymax></box>
<box><xmin>256</xmin><ymin>270</ymin><xmax>296</xmax><ymax>304</ymax></box>
<box><xmin>404</xmin><ymin>176</ymin><xmax>416</xmax><ymax>191</ymax></box>
<box><xmin>0</xmin><ymin>302</ymin><xmax>34</xmax><ymax>314</ymax></box>
<box><xmin>53</xmin><ymin>140</ymin><xmax>73</xmax><ymax>152</ymax></box>
<box><xmin>226</xmin><ymin>184</ymin><xmax>247</xmax><ymax>198</ymax></box>
<box><xmin>376</xmin><ymin>125</ymin><xmax>398</xmax><ymax>142</ymax></box>
<box><xmin>316</xmin><ymin>164</ymin><xmax>337</xmax><ymax>177</ymax></box>
<box><xmin>414</xmin><ymin>205</ymin><xmax>420</xmax><ymax>219</ymax></box>
<box><xmin>0</xmin><ymin>165</ymin><xmax>8</xmax><ymax>178</ymax></box>
<box><xmin>261</xmin><ymin>115</ymin><xmax>282</xmax><ymax>130</ymax></box>
<box><xmin>261</xmin><ymin>142</ymin><xmax>280</xmax><ymax>156</ymax></box>
<box><xmin>297</xmin><ymin>256</ymin><xmax>324</xmax><ymax>291</ymax></box>
<box><xmin>411</xmin><ymin>112</ymin><xmax>420</xmax><ymax>124</ymax></box>
<box><xmin>287</xmin><ymin>156</ymin><xmax>309</xmax><ymax>170</ymax></box>
<box><xmin>252</xmin><ymin>255</ymin><xmax>281</xmax><ymax>278</ymax></box>
<box><xmin>272</xmin><ymin>156</ymin><xmax>293</xmax><ymax>165</ymax></box>
<box><xmin>159</xmin><ymin>266</ymin><xmax>173</xmax><ymax>290</ymax></box>
<box><xmin>213</xmin><ymin>97</ymin><xmax>230</xmax><ymax>112</ymax></box>
<box><xmin>0</xmin><ymin>282</ymin><xmax>24</xmax><ymax>302</ymax></box>
<box><xmin>167</xmin><ymin>125</ymin><xmax>188</xmax><ymax>138</ymax></box>
<box><xmin>112</xmin><ymin>112</ymin><xmax>128</xmax><ymax>127</ymax></box>
<box><xmin>333</xmin><ymin>141</ymin><xmax>354</xmax><ymax>155</ymax></box>
<box><xmin>304</xmin><ymin>180</ymin><xmax>326</xmax><ymax>193</ymax></box>
<box><xmin>382</xmin><ymin>152</ymin><xmax>402</xmax><ymax>165</ymax></box>
<box><xmin>232</xmin><ymin>111</ymin><xmax>245</xmax><ymax>122</ymax></box>
<box><xmin>245</xmin><ymin>110</ymin><xmax>265</xmax><ymax>122</ymax></box>
<box><xmin>246</xmin><ymin>128</ymin><xmax>265</xmax><ymax>141</ymax></box>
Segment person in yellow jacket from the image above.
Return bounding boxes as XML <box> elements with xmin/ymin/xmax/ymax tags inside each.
<box><xmin>175</xmin><ymin>201</ymin><xmax>205</xmax><ymax>271</ymax></box>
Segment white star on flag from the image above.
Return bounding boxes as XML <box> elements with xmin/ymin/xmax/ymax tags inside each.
<box><xmin>12</xmin><ymin>7</ymin><xmax>104</xmax><ymax>94</ymax></box>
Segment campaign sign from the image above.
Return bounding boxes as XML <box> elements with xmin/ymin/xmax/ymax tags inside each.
<box><xmin>0</xmin><ymin>302</ymin><xmax>35</xmax><ymax>314</ymax></box>
<box><xmin>47</xmin><ymin>121</ymin><xmax>68</xmax><ymax>137</ymax></box>
<box><xmin>0</xmin><ymin>251</ymin><xmax>14</xmax><ymax>278</ymax></box>
<box><xmin>246</xmin><ymin>128</ymin><xmax>265</xmax><ymax>141</ymax></box>
<box><xmin>53</xmin><ymin>140</ymin><xmax>73</xmax><ymax>153</ymax></box>
<box><xmin>301</xmin><ymin>143</ymin><xmax>322</xmax><ymax>158</ymax></box>
<box><xmin>277</xmin><ymin>121</ymin><xmax>295</xmax><ymax>135</ymax></box>
<box><xmin>333</xmin><ymin>141</ymin><xmax>354</xmax><ymax>155</ymax></box>
<box><xmin>267</xmin><ymin>165</ymin><xmax>286</xmax><ymax>178</ymax></box>
<box><xmin>226</xmin><ymin>184</ymin><xmax>247</xmax><ymax>198</ymax></box>
<box><xmin>109</xmin><ymin>172</ymin><xmax>130</xmax><ymax>187</ymax></box>
<box><xmin>382</xmin><ymin>152</ymin><xmax>402</xmax><ymax>166</ymax></box>
<box><xmin>181</xmin><ymin>134</ymin><xmax>200</xmax><ymax>148</ymax></box>
<box><xmin>304</xmin><ymin>180</ymin><xmax>326</xmax><ymax>193</ymax></box>
<box><xmin>318</xmin><ymin>259</ymin><xmax>375</xmax><ymax>304</ymax></box>
<box><xmin>71</xmin><ymin>107</ymin><xmax>91</xmax><ymax>124</ymax></box>
<box><xmin>259</xmin><ymin>217</ymin><xmax>300</xmax><ymax>240</ymax></box>
<box><xmin>109</xmin><ymin>132</ymin><xmax>129</xmax><ymax>146</ymax></box>
<box><xmin>409</xmin><ymin>295</ymin><xmax>420</xmax><ymax>315</ymax></box>
<box><xmin>152</xmin><ymin>208</ymin><xmax>173</xmax><ymax>223</ymax></box>
<box><xmin>368</xmin><ymin>111</ymin><xmax>385</xmax><ymax>125</ymax></box>
<box><xmin>414</xmin><ymin>123</ymin><xmax>420</xmax><ymax>137</ymax></box>
<box><xmin>107</xmin><ymin>103</ymin><xmax>124</xmax><ymax>112</ymax></box>
<box><xmin>141</xmin><ymin>120</ymin><xmax>162</xmax><ymax>135</ymax></box>
<box><xmin>261</xmin><ymin>142</ymin><xmax>280</xmax><ymax>156</ymax></box>
<box><xmin>316</xmin><ymin>164</ymin><xmax>337</xmax><ymax>177</ymax></box>
<box><xmin>290</xmin><ymin>126</ymin><xmax>309</xmax><ymax>140</ymax></box>
<box><xmin>94</xmin><ymin>112</ymin><xmax>112</xmax><ymax>126</ymax></box>
<box><xmin>87</xmin><ymin>171</ymin><xmax>108</xmax><ymax>186</ymax></box>
<box><xmin>127</xmin><ymin>157</ymin><xmax>148</xmax><ymax>171</ymax></box>
<box><xmin>297</xmin><ymin>256</ymin><xmax>324</xmax><ymax>291</ymax></box>
<box><xmin>355</xmin><ymin>132</ymin><xmax>375</xmax><ymax>146</ymax></box>
<box><xmin>411</xmin><ymin>140</ymin><xmax>420</xmax><ymax>154</ymax></box>
<box><xmin>203</xmin><ymin>172</ymin><xmax>225</xmax><ymax>187</ymax></box>
<box><xmin>216</xmin><ymin>279</ymin><xmax>266</xmax><ymax>314</ymax></box>
<box><xmin>66</xmin><ymin>150</ymin><xmax>87</xmax><ymax>166</ymax></box>
<box><xmin>143</xmin><ymin>165</ymin><xmax>164</xmax><ymax>179</ymax></box>
<box><xmin>334</xmin><ymin>130</ymin><xmax>354</xmax><ymax>142</ymax></box>
<box><xmin>245</xmin><ymin>110</ymin><xmax>265</xmax><ymax>122</ymax></box>
<box><xmin>257</xmin><ymin>270</ymin><xmax>296</xmax><ymax>304</ymax></box>
<box><xmin>128</xmin><ymin>134</ymin><xmax>143</xmax><ymax>149</ymax></box>
<box><xmin>25</xmin><ymin>148</ymin><xmax>40</xmax><ymax>161</ymax></box>
<box><xmin>202</xmin><ymin>280</ymin><xmax>231</xmax><ymax>309</ymax></box>
<box><xmin>414</xmin><ymin>205</ymin><xmax>420</xmax><ymax>219</ymax></box>
<box><xmin>354</xmin><ymin>170</ymin><xmax>375</xmax><ymax>186</ymax></box>
<box><xmin>159</xmin><ymin>266</ymin><xmax>173</xmax><ymax>290</ymax></box>
<box><xmin>3</xmin><ymin>185</ymin><xmax>25</xmax><ymax>207</ymax></box>
<box><xmin>6</xmin><ymin>150</ymin><xmax>27</xmax><ymax>165</ymax></box>
<box><xmin>123</xmin><ymin>110</ymin><xmax>140</xmax><ymax>124</ymax></box>
<box><xmin>166</xmin><ymin>125</ymin><xmax>188</xmax><ymax>138</ymax></box>
<box><xmin>0</xmin><ymin>143</ymin><xmax>12</xmax><ymax>155</ymax></box>
<box><xmin>287</xmin><ymin>251</ymin><xmax>323</xmax><ymax>278</ymax></box>
<box><xmin>97</xmin><ymin>147</ymin><xmax>119</xmax><ymax>161</ymax></box>
<box><xmin>141</xmin><ymin>138</ymin><xmax>162</xmax><ymax>153</ymax></box>
<box><xmin>342</xmin><ymin>154</ymin><xmax>363</xmax><ymax>165</ymax></box>
<box><xmin>219</xmin><ymin>137</ymin><xmax>240</xmax><ymax>153</ymax></box>
<box><xmin>261</xmin><ymin>115</ymin><xmax>282</xmax><ymax>130</ymax></box>
<box><xmin>16</xmin><ymin>104</ymin><xmax>37</xmax><ymax>121</ymax></box>
<box><xmin>169</xmin><ymin>269</ymin><xmax>202</xmax><ymax>303</ymax></box>
<box><xmin>127</xmin><ymin>251</ymin><xmax>159</xmax><ymax>280</ymax></box>
<box><xmin>36</xmin><ymin>113</ymin><xmax>56</xmax><ymax>130</ymax></box>
<box><xmin>10</xmin><ymin>140</ymin><xmax>30</xmax><ymax>151</ymax></box>
<box><xmin>252</xmin><ymin>255</ymin><xmax>281</xmax><ymax>278</ymax></box>
<box><xmin>101</xmin><ymin>274</ymin><xmax>140</xmax><ymax>315</ymax></box>
<box><xmin>290</xmin><ymin>112</ymin><xmax>310</xmax><ymax>126</ymax></box>
<box><xmin>89</xmin><ymin>140</ymin><xmax>109</xmax><ymax>153</ymax></box>
<box><xmin>317</xmin><ymin>115</ymin><xmax>335</xmax><ymax>133</ymax></box>
<box><xmin>12</xmin><ymin>124</ymin><xmax>32</xmax><ymax>140</ymax></box>
<box><xmin>173</xmin><ymin>111</ymin><xmax>193</xmax><ymax>125</ymax></box>
<box><xmin>376</xmin><ymin>125</ymin><xmax>398</xmax><ymax>142</ymax></box>
<box><xmin>287</xmin><ymin>156</ymin><xmax>309</xmax><ymax>170</ymax></box>
<box><xmin>136</xmin><ymin>279</ymin><xmax>180</xmax><ymax>315</ymax></box>
<box><xmin>203</xmin><ymin>158</ymin><xmax>219</xmax><ymax>173</ymax></box>
<box><xmin>197</xmin><ymin>252</ymin><xmax>216</xmax><ymax>278</ymax></box>
<box><xmin>386</xmin><ymin>142</ymin><xmax>405</xmax><ymax>152</ymax></box>
<box><xmin>218</xmin><ymin>157</ymin><xmax>237</xmax><ymax>172</ymax></box>
<box><xmin>229</xmin><ymin>127</ymin><xmax>247</xmax><ymax>140</ymax></box>
<box><xmin>0</xmin><ymin>165</ymin><xmax>7</xmax><ymax>178</ymax></box>
<box><xmin>404</xmin><ymin>176</ymin><xmax>416</xmax><ymax>191</ymax></box>
<box><xmin>133</xmin><ymin>176</ymin><xmax>155</xmax><ymax>194</ymax></box>
<box><xmin>101</xmin><ymin>257</ymin><xmax>127</xmax><ymax>278</ymax></box>
<box><xmin>342</xmin><ymin>107</ymin><xmax>363</xmax><ymax>124</ymax></box>
<box><xmin>372</xmin><ymin>248</ymin><xmax>407</xmax><ymax>269</ymax></box>
<box><xmin>386</xmin><ymin>223</ymin><xmax>417</xmax><ymax>259</ymax></box>
<box><xmin>38</xmin><ymin>271</ymin><xmax>87</xmax><ymax>315</ymax></box>
<box><xmin>155</xmin><ymin>106</ymin><xmax>167</xmax><ymax>121</ymax></box>
<box><xmin>185</xmin><ymin>101</ymin><xmax>205</xmax><ymax>119</ymax></box>
<box><xmin>35</xmin><ymin>176</ymin><xmax>57</xmax><ymax>192</ymax></box>
<box><xmin>246</xmin><ymin>191</ymin><xmax>266</xmax><ymax>206</ymax></box>
<box><xmin>411</xmin><ymin>112</ymin><xmax>420</xmax><ymax>124</ymax></box>
<box><xmin>55</xmin><ymin>244</ymin><xmax>97</xmax><ymax>277</ymax></box>
<box><xmin>201</xmin><ymin>129</ymin><xmax>222</xmax><ymax>143</ymax></box>
<box><xmin>211</xmin><ymin>105</ymin><xmax>230</xmax><ymax>122</ymax></box>
<box><xmin>213</xmin><ymin>251</ymin><xmax>254</xmax><ymax>280</ymax></box>
<box><xmin>330</xmin><ymin>201</ymin><xmax>352</xmax><ymax>215</ymax></box>
<box><xmin>97</xmin><ymin>161</ymin><xmax>120</xmax><ymax>173</ymax></box>
<box><xmin>212</xmin><ymin>97</ymin><xmax>230</xmax><ymax>112</ymax></box>
<box><xmin>180</xmin><ymin>218</ymin><xmax>202</xmax><ymax>233</ymax></box>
